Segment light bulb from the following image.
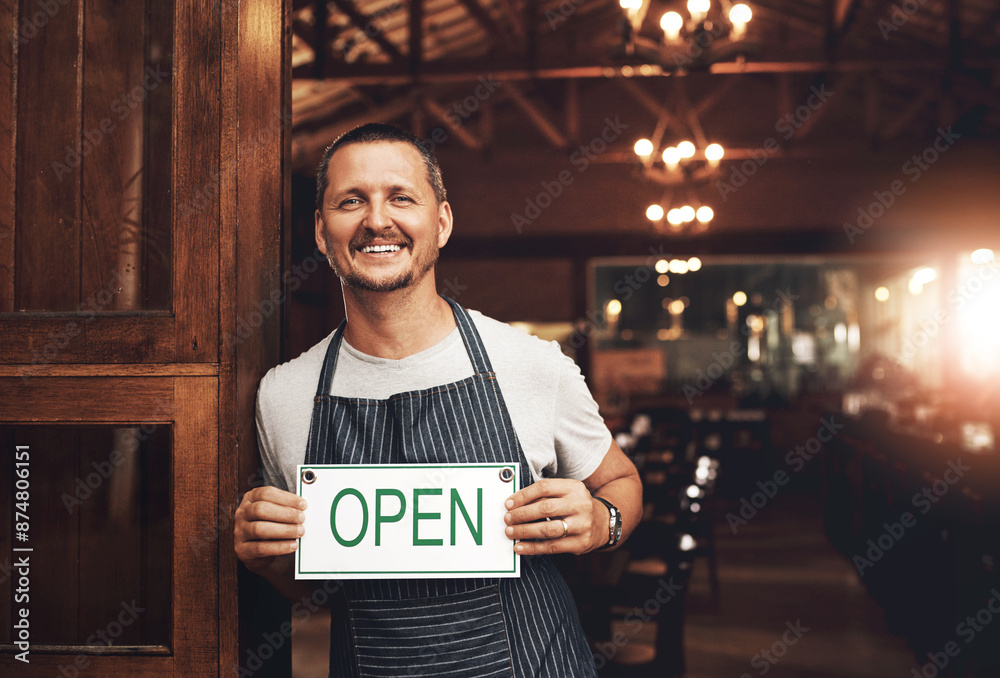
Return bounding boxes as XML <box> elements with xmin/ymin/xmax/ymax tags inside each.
<box><xmin>662</xmin><ymin>146</ymin><xmax>681</xmax><ymax>168</ymax></box>
<box><xmin>634</xmin><ymin>138</ymin><xmax>654</xmax><ymax>158</ymax></box>
<box><xmin>660</xmin><ymin>11</ymin><xmax>683</xmax><ymax>40</ymax></box>
<box><xmin>733</xmin><ymin>291</ymin><xmax>747</xmax><ymax>306</ymax></box>
<box><xmin>696</xmin><ymin>206</ymin><xmax>714</xmax><ymax>222</ymax></box>
<box><xmin>875</xmin><ymin>286</ymin><xmax>890</xmax><ymax>302</ymax></box>
<box><xmin>971</xmin><ymin>248</ymin><xmax>995</xmax><ymax>264</ymax></box>
<box><xmin>679</xmin><ymin>205</ymin><xmax>695</xmax><ymax>222</ymax></box>
<box><xmin>677</xmin><ymin>140</ymin><xmax>696</xmax><ymax>158</ymax></box>
<box><xmin>667</xmin><ymin>209</ymin><xmax>683</xmax><ymax>225</ymax></box>
<box><xmin>729</xmin><ymin>3</ymin><xmax>752</xmax><ymax>23</ymax></box>
<box><xmin>646</xmin><ymin>204</ymin><xmax>665</xmax><ymax>221</ymax></box>
<box><xmin>655</xmin><ymin>259</ymin><xmax>669</xmax><ymax>274</ymax></box>
<box><xmin>687</xmin><ymin>0</ymin><xmax>710</xmax><ymax>21</ymax></box>
<box><xmin>705</xmin><ymin>143</ymin><xmax>724</xmax><ymax>163</ymax></box>
<box><xmin>687</xmin><ymin>257</ymin><xmax>702</xmax><ymax>271</ymax></box>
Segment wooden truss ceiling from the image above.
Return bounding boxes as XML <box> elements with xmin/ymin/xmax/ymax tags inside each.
<box><xmin>290</xmin><ymin>0</ymin><xmax>1000</xmax><ymax>172</ymax></box>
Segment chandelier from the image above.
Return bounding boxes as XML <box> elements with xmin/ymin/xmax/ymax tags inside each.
<box><xmin>613</xmin><ymin>1</ymin><xmax>756</xmax><ymax>233</ymax></box>
<box><xmin>633</xmin><ymin>136</ymin><xmax>724</xmax><ymax>232</ymax></box>
<box><xmin>616</xmin><ymin>0</ymin><xmax>757</xmax><ymax>71</ymax></box>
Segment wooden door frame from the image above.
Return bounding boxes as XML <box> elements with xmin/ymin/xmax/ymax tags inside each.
<box><xmin>220</xmin><ymin>0</ymin><xmax>291</xmax><ymax>676</ymax></box>
<box><xmin>0</xmin><ymin>0</ymin><xmax>290</xmax><ymax>674</ymax></box>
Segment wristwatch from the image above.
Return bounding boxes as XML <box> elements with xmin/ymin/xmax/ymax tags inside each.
<box><xmin>593</xmin><ymin>496</ymin><xmax>623</xmax><ymax>550</ymax></box>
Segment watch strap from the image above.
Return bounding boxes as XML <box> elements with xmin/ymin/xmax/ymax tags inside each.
<box><xmin>593</xmin><ymin>496</ymin><xmax>622</xmax><ymax>550</ymax></box>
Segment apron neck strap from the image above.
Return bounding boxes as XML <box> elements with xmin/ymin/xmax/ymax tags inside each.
<box><xmin>314</xmin><ymin>319</ymin><xmax>348</xmax><ymax>398</ymax></box>
<box><xmin>442</xmin><ymin>295</ymin><xmax>493</xmax><ymax>375</ymax></box>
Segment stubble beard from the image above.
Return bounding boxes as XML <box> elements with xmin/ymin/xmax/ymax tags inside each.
<box><xmin>326</xmin><ymin>246</ymin><xmax>438</xmax><ymax>293</ymax></box>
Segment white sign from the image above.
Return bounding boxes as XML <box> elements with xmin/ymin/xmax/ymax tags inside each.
<box><xmin>295</xmin><ymin>463</ymin><xmax>520</xmax><ymax>579</ymax></box>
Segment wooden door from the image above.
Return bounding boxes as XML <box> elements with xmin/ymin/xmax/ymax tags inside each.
<box><xmin>1</xmin><ymin>0</ymin><xmax>288</xmax><ymax>675</ymax></box>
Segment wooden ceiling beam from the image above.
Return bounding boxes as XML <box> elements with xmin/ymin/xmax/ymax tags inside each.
<box><xmin>615</xmin><ymin>79</ymin><xmax>684</xmax><ymax>143</ymax></box>
<box><xmin>792</xmin><ymin>75</ymin><xmax>849</xmax><ymax>141</ymax></box>
<box><xmin>293</xmin><ymin>57</ymin><xmax>996</xmax><ymax>84</ymax></box>
<box><xmin>409</xmin><ymin>0</ymin><xmax>423</xmax><ymax>76</ymax></box>
<box><xmin>504</xmin><ymin>81</ymin><xmax>568</xmax><ymax>149</ymax></box>
<box><xmin>329</xmin><ymin>0</ymin><xmax>406</xmax><ymax>63</ymax></box>
<box><xmin>881</xmin><ymin>83</ymin><xmax>940</xmax><ymax>141</ymax></box>
<box><xmin>291</xmin><ymin>98</ymin><xmax>417</xmax><ymax>167</ymax></box>
<box><xmin>422</xmin><ymin>97</ymin><xmax>486</xmax><ymax>150</ymax></box>
<box><xmin>674</xmin><ymin>79</ymin><xmax>709</xmax><ymax>148</ymax></box>
<box><xmin>454</xmin><ymin>0</ymin><xmax>517</xmax><ymax>49</ymax></box>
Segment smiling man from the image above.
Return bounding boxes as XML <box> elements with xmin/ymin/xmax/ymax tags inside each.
<box><xmin>234</xmin><ymin>123</ymin><xmax>641</xmax><ymax>677</ymax></box>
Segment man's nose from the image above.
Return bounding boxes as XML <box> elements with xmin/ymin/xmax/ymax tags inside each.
<box><xmin>365</xmin><ymin>201</ymin><xmax>392</xmax><ymax>229</ymax></box>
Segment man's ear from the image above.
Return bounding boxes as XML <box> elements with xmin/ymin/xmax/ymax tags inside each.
<box><xmin>437</xmin><ymin>201</ymin><xmax>453</xmax><ymax>248</ymax></box>
<box><xmin>315</xmin><ymin>210</ymin><xmax>328</xmax><ymax>255</ymax></box>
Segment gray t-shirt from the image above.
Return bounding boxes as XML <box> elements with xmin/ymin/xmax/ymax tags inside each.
<box><xmin>256</xmin><ymin>310</ymin><xmax>611</xmax><ymax>494</ymax></box>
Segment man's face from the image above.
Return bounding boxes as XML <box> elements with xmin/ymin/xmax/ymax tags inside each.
<box><xmin>315</xmin><ymin>141</ymin><xmax>452</xmax><ymax>293</ymax></box>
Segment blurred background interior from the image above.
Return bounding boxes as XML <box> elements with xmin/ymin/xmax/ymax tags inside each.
<box><xmin>284</xmin><ymin>0</ymin><xmax>1000</xmax><ymax>675</ymax></box>
<box><xmin>0</xmin><ymin>0</ymin><xmax>998</xmax><ymax>676</ymax></box>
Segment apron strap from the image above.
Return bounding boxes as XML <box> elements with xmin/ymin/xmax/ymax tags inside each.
<box><xmin>442</xmin><ymin>295</ymin><xmax>494</xmax><ymax>375</ymax></box>
<box><xmin>314</xmin><ymin>320</ymin><xmax>347</xmax><ymax>399</ymax></box>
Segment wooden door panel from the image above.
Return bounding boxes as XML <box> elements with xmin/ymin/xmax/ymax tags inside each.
<box><xmin>0</xmin><ymin>0</ymin><xmax>215</xmax><ymax>364</ymax></box>
<box><xmin>0</xmin><ymin>376</ymin><xmax>217</xmax><ymax>675</ymax></box>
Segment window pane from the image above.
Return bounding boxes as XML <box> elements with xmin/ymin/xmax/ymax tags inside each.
<box><xmin>11</xmin><ymin>0</ymin><xmax>173</xmax><ymax>311</ymax></box>
<box><xmin>0</xmin><ymin>425</ymin><xmax>171</xmax><ymax>648</ymax></box>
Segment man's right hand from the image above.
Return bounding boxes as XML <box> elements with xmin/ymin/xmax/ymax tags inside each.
<box><xmin>234</xmin><ymin>486</ymin><xmax>307</xmax><ymax>578</ymax></box>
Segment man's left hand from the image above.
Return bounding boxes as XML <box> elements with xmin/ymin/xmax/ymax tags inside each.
<box><xmin>503</xmin><ymin>479</ymin><xmax>607</xmax><ymax>555</ymax></box>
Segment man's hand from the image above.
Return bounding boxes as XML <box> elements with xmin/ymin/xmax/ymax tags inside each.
<box><xmin>503</xmin><ymin>478</ymin><xmax>607</xmax><ymax>555</ymax></box>
<box><xmin>503</xmin><ymin>440</ymin><xmax>641</xmax><ymax>556</ymax></box>
<box><xmin>234</xmin><ymin>486</ymin><xmax>307</xmax><ymax>578</ymax></box>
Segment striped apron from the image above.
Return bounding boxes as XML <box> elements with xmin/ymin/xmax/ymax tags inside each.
<box><xmin>305</xmin><ymin>297</ymin><xmax>597</xmax><ymax>678</ymax></box>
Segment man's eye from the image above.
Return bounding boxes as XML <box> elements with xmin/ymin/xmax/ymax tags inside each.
<box><xmin>339</xmin><ymin>198</ymin><xmax>361</xmax><ymax>207</ymax></box>
<box><xmin>392</xmin><ymin>195</ymin><xmax>413</xmax><ymax>203</ymax></box>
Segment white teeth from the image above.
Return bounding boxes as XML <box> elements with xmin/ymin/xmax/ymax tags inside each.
<box><xmin>361</xmin><ymin>244</ymin><xmax>403</xmax><ymax>253</ymax></box>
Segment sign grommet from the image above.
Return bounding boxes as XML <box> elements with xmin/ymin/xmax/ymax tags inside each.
<box><xmin>302</xmin><ymin>469</ymin><xmax>317</xmax><ymax>485</ymax></box>
<box><xmin>499</xmin><ymin>467</ymin><xmax>515</xmax><ymax>483</ymax></box>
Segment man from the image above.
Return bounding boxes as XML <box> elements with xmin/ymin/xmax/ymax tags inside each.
<box><xmin>234</xmin><ymin>123</ymin><xmax>641</xmax><ymax>676</ymax></box>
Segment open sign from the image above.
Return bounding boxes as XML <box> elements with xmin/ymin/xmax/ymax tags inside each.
<box><xmin>296</xmin><ymin>463</ymin><xmax>520</xmax><ymax>579</ymax></box>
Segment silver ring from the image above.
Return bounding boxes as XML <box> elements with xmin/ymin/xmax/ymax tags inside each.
<box><xmin>560</xmin><ymin>519</ymin><xmax>569</xmax><ymax>538</ymax></box>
